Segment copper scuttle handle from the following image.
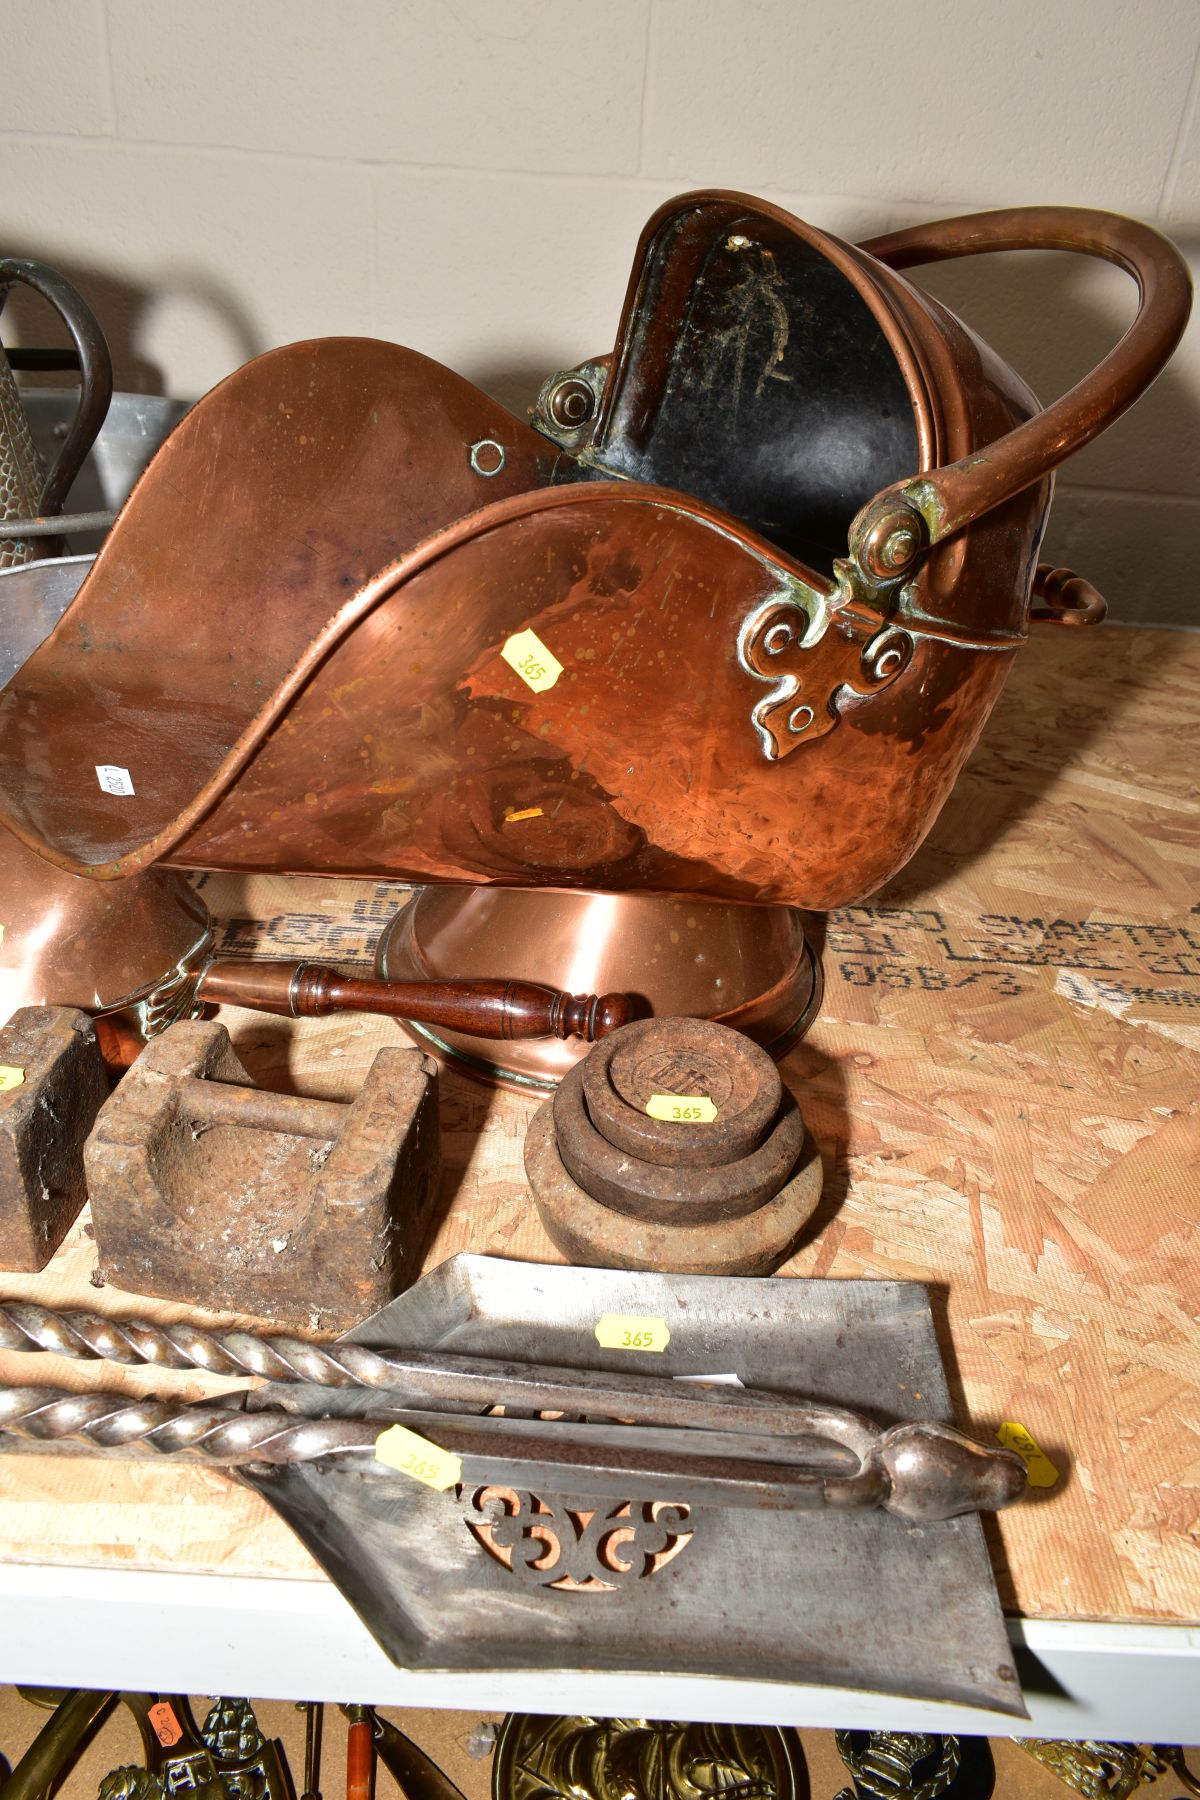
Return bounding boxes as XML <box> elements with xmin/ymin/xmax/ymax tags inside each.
<box><xmin>1029</xmin><ymin>562</ymin><xmax>1107</xmax><ymax>627</ymax></box>
<box><xmin>851</xmin><ymin>205</ymin><xmax>1192</xmax><ymax>579</ymax></box>
<box><xmin>197</xmin><ymin>959</ymin><xmax>634</xmax><ymax>1042</ymax></box>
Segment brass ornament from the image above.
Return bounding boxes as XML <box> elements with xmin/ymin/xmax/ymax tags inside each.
<box><xmin>492</xmin><ymin>1715</ymin><xmax>805</xmax><ymax>1800</ymax></box>
<box><xmin>1158</xmin><ymin>1748</ymin><xmax>1200</xmax><ymax>1800</ymax></box>
<box><xmin>834</xmin><ymin>1732</ymin><xmax>960</xmax><ymax>1800</ymax></box>
<box><xmin>197</xmin><ymin>1700</ymin><xmax>268</xmax><ymax>1778</ymax></box>
<box><xmin>81</xmin><ymin>1699</ymin><xmax>286</xmax><ymax>1800</ymax></box>
<box><xmin>1016</xmin><ymin>1742</ymin><xmax>1171</xmax><ymax>1800</ymax></box>
<box><xmin>98</xmin><ymin>1772</ymin><xmax>163</xmax><ymax>1800</ymax></box>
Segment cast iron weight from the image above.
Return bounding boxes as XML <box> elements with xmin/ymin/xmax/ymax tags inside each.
<box><xmin>556</xmin><ymin>1058</ymin><xmax>806</xmax><ymax>1223</ymax></box>
<box><xmin>84</xmin><ymin>1020</ymin><xmax>441</xmax><ymax>1330</ymax></box>
<box><xmin>526</xmin><ymin>1016</ymin><xmax>824</xmax><ymax>1274</ymax></box>
<box><xmin>582</xmin><ymin>1016</ymin><xmax>783</xmax><ymax>1166</ymax></box>
<box><xmin>0</xmin><ymin>1006</ymin><xmax>109</xmax><ymax>1273</ymax></box>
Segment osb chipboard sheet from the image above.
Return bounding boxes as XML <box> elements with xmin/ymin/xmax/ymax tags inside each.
<box><xmin>0</xmin><ymin>625</ymin><xmax>1196</xmax><ymax>1625</ymax></box>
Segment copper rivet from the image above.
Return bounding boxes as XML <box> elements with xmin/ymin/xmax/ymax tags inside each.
<box><xmin>547</xmin><ymin>379</ymin><xmax>595</xmax><ymax>430</ymax></box>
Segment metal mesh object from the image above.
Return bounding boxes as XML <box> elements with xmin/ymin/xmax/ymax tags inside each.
<box><xmin>0</xmin><ymin>341</ymin><xmax>43</xmax><ymax>569</ymax></box>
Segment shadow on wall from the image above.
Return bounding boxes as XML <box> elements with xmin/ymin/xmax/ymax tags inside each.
<box><xmin>0</xmin><ymin>248</ymin><xmax>263</xmax><ymax>399</ymax></box>
<box><xmin>459</xmin><ymin>359</ymin><xmax>555</xmax><ymax>423</ymax></box>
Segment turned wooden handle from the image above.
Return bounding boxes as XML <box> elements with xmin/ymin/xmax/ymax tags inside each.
<box><xmin>197</xmin><ymin>959</ymin><xmax>635</xmax><ymax>1042</ymax></box>
<box><xmin>345</xmin><ymin>1714</ymin><xmax>374</xmax><ymax>1800</ymax></box>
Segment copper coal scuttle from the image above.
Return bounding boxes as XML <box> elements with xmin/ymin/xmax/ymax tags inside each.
<box><xmin>0</xmin><ymin>194</ymin><xmax>1190</xmax><ymax>1080</ymax></box>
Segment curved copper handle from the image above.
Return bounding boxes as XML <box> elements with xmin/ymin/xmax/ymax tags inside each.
<box><xmin>1030</xmin><ymin>562</ymin><xmax>1107</xmax><ymax>627</ymax></box>
<box><xmin>851</xmin><ymin>207</ymin><xmax>1192</xmax><ymax>581</ymax></box>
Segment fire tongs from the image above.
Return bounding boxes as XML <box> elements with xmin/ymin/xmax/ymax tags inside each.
<box><xmin>0</xmin><ymin>1298</ymin><xmax>1026</xmax><ymax>1520</ymax></box>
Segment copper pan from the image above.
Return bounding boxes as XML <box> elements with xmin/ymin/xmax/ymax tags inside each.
<box><xmin>0</xmin><ymin>197</ymin><xmax>1188</xmax><ymax>915</ymax></box>
<box><xmin>374</xmin><ymin>886</ymin><xmax>822</xmax><ymax>1091</ymax></box>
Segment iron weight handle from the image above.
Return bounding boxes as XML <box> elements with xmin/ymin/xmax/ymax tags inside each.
<box><xmin>850</xmin><ymin>206</ymin><xmax>1192</xmax><ymax>581</ymax></box>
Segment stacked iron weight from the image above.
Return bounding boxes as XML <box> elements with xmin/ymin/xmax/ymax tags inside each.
<box><xmin>524</xmin><ymin>1018</ymin><xmax>823</xmax><ymax>1274</ymax></box>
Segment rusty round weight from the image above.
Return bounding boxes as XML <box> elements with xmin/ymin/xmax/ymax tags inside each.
<box><xmin>524</xmin><ymin>1097</ymin><xmax>823</xmax><ymax>1276</ymax></box>
<box><xmin>552</xmin><ymin>1059</ymin><xmax>805</xmax><ymax>1225</ymax></box>
<box><xmin>581</xmin><ymin>1016</ymin><xmax>783</xmax><ymax>1168</ymax></box>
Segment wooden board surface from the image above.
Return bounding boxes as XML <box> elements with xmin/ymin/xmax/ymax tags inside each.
<box><xmin>1</xmin><ymin>624</ymin><xmax>1197</xmax><ymax>1627</ymax></box>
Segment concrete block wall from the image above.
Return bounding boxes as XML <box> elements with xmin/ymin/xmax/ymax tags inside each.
<box><xmin>2</xmin><ymin>0</ymin><xmax>1197</xmax><ymax>622</ymax></box>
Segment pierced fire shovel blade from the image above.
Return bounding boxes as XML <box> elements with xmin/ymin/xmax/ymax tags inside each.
<box><xmin>240</xmin><ymin>1255</ymin><xmax>1029</xmax><ymax>1717</ymax></box>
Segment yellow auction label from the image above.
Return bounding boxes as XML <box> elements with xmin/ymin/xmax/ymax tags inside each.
<box><xmin>0</xmin><ymin>1067</ymin><xmax>25</xmax><ymax>1092</ymax></box>
<box><xmin>374</xmin><ymin>1424</ymin><xmax>462</xmax><ymax>1491</ymax></box>
<box><xmin>501</xmin><ymin>627</ymin><xmax>563</xmax><ymax>694</ymax></box>
<box><xmin>505</xmin><ymin>806</ymin><xmax>545</xmax><ymax>823</ymax></box>
<box><xmin>594</xmin><ymin>1313</ymin><xmax>671</xmax><ymax>1353</ymax></box>
<box><xmin>997</xmin><ymin>1420</ymin><xmax>1059</xmax><ymax>1488</ymax></box>
<box><xmin>646</xmin><ymin>1093</ymin><xmax>718</xmax><ymax>1123</ymax></box>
